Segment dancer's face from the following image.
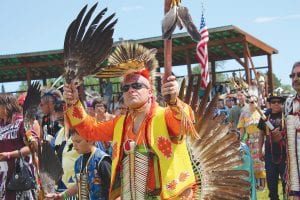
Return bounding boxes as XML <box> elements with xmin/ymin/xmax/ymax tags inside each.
<box><xmin>122</xmin><ymin>74</ymin><xmax>152</xmax><ymax>109</ymax></box>
<box><xmin>94</xmin><ymin>103</ymin><xmax>106</xmax><ymax>114</ymax></box>
<box><xmin>39</xmin><ymin>99</ymin><xmax>52</xmax><ymax>115</ymax></box>
<box><xmin>291</xmin><ymin>65</ymin><xmax>300</xmax><ymax>94</ymax></box>
<box><xmin>269</xmin><ymin>99</ymin><xmax>283</xmax><ymax>113</ymax></box>
<box><xmin>72</xmin><ymin>133</ymin><xmax>93</xmax><ymax>154</ymax></box>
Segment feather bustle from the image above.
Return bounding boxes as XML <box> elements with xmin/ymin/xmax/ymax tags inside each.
<box><xmin>191</xmin><ymin>74</ymin><xmax>202</xmax><ymax>110</ymax></box>
<box><xmin>195</xmin><ymin>93</ymin><xmax>219</xmax><ymax>138</ymax></box>
<box><xmin>178</xmin><ymin>77</ymin><xmax>186</xmax><ymax>100</ymax></box>
<box><xmin>184</xmin><ymin>75</ymin><xmax>194</xmax><ymax>104</ymax></box>
<box><xmin>195</xmin><ymin>82</ymin><xmax>212</xmax><ymax>124</ymax></box>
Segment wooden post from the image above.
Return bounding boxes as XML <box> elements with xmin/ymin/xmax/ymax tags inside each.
<box><xmin>185</xmin><ymin>50</ymin><xmax>192</xmax><ymax>76</ymax></box>
<box><xmin>243</xmin><ymin>42</ymin><xmax>250</xmax><ymax>84</ymax></box>
<box><xmin>267</xmin><ymin>54</ymin><xmax>273</xmax><ymax>93</ymax></box>
<box><xmin>26</xmin><ymin>67</ymin><xmax>31</xmax><ymax>87</ymax></box>
<box><xmin>211</xmin><ymin>61</ymin><xmax>216</xmax><ymax>86</ymax></box>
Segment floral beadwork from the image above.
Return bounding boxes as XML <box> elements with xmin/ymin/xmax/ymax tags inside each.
<box><xmin>166</xmin><ymin>180</ymin><xmax>177</xmax><ymax>191</ymax></box>
<box><xmin>157</xmin><ymin>136</ymin><xmax>172</xmax><ymax>158</ymax></box>
<box><xmin>112</xmin><ymin>142</ymin><xmax>118</xmax><ymax>160</ymax></box>
<box><xmin>165</xmin><ymin>171</ymin><xmax>191</xmax><ymax>192</ymax></box>
<box><xmin>178</xmin><ymin>172</ymin><xmax>190</xmax><ymax>182</ymax></box>
<box><xmin>72</xmin><ymin>106</ymin><xmax>83</xmax><ymax>119</ymax></box>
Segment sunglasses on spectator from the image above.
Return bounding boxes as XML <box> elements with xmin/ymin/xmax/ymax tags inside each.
<box><xmin>289</xmin><ymin>72</ymin><xmax>300</xmax><ymax>79</ymax></box>
<box><xmin>270</xmin><ymin>100</ymin><xmax>282</xmax><ymax>104</ymax></box>
<box><xmin>121</xmin><ymin>82</ymin><xmax>148</xmax><ymax>92</ymax></box>
<box><xmin>249</xmin><ymin>101</ymin><xmax>257</xmax><ymax>104</ymax></box>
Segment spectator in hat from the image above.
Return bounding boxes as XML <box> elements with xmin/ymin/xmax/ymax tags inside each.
<box><xmin>258</xmin><ymin>93</ymin><xmax>286</xmax><ymax>199</ymax></box>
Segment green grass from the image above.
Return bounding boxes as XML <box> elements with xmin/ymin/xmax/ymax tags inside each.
<box><xmin>257</xmin><ymin>181</ymin><xmax>284</xmax><ymax>200</ymax></box>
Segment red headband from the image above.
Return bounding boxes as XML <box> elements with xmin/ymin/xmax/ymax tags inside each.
<box><xmin>133</xmin><ymin>68</ymin><xmax>150</xmax><ymax>80</ymax></box>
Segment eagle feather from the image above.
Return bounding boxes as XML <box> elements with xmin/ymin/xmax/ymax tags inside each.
<box><xmin>162</xmin><ymin>2</ymin><xmax>201</xmax><ymax>41</ymax></box>
<box><xmin>64</xmin><ymin>3</ymin><xmax>117</xmax><ymax>84</ymax></box>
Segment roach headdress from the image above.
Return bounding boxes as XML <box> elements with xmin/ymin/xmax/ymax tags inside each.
<box><xmin>96</xmin><ymin>42</ymin><xmax>159</xmax><ymax>84</ymax></box>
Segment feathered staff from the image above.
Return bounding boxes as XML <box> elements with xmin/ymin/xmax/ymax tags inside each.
<box><xmin>162</xmin><ymin>0</ymin><xmax>201</xmax><ymax>103</ymax></box>
<box><xmin>64</xmin><ymin>3</ymin><xmax>117</xmax><ymax>85</ymax></box>
<box><xmin>162</xmin><ymin>0</ymin><xmax>201</xmax><ymax>41</ymax></box>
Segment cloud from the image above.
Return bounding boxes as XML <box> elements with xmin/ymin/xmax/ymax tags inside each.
<box><xmin>121</xmin><ymin>5</ymin><xmax>144</xmax><ymax>12</ymax></box>
<box><xmin>253</xmin><ymin>14</ymin><xmax>300</xmax><ymax>23</ymax></box>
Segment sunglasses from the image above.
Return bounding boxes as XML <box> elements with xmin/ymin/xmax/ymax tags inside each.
<box><xmin>289</xmin><ymin>72</ymin><xmax>300</xmax><ymax>79</ymax></box>
<box><xmin>249</xmin><ymin>101</ymin><xmax>257</xmax><ymax>104</ymax></box>
<box><xmin>121</xmin><ymin>82</ymin><xmax>148</xmax><ymax>92</ymax></box>
<box><xmin>270</xmin><ymin>100</ymin><xmax>282</xmax><ymax>104</ymax></box>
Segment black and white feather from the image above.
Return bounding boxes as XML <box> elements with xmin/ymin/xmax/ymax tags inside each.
<box><xmin>38</xmin><ymin>141</ymin><xmax>64</xmax><ymax>194</ymax></box>
<box><xmin>64</xmin><ymin>3</ymin><xmax>117</xmax><ymax>84</ymax></box>
<box><xmin>23</xmin><ymin>81</ymin><xmax>41</xmax><ymax>130</ymax></box>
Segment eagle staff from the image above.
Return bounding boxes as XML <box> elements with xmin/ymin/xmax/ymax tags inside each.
<box><xmin>163</xmin><ymin>0</ymin><xmax>173</xmax><ymax>103</ymax></box>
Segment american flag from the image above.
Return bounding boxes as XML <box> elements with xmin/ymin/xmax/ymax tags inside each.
<box><xmin>196</xmin><ymin>14</ymin><xmax>209</xmax><ymax>88</ymax></box>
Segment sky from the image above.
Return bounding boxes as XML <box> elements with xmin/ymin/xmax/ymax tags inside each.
<box><xmin>0</xmin><ymin>0</ymin><xmax>299</xmax><ymax>92</ymax></box>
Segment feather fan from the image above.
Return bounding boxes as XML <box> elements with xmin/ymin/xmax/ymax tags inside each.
<box><xmin>23</xmin><ymin>81</ymin><xmax>41</xmax><ymax>130</ymax></box>
<box><xmin>38</xmin><ymin>141</ymin><xmax>64</xmax><ymax>194</ymax></box>
<box><xmin>182</xmin><ymin>76</ymin><xmax>251</xmax><ymax>199</ymax></box>
<box><xmin>64</xmin><ymin>3</ymin><xmax>117</xmax><ymax>84</ymax></box>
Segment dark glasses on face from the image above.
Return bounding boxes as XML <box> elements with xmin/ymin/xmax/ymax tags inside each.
<box><xmin>270</xmin><ymin>100</ymin><xmax>282</xmax><ymax>104</ymax></box>
<box><xmin>121</xmin><ymin>82</ymin><xmax>148</xmax><ymax>92</ymax></box>
<box><xmin>289</xmin><ymin>72</ymin><xmax>300</xmax><ymax>79</ymax></box>
<box><xmin>249</xmin><ymin>101</ymin><xmax>257</xmax><ymax>104</ymax></box>
<box><xmin>95</xmin><ymin>104</ymin><xmax>104</xmax><ymax>108</ymax></box>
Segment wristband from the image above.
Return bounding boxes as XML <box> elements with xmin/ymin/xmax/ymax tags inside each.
<box><xmin>62</xmin><ymin>192</ymin><xmax>68</xmax><ymax>200</ymax></box>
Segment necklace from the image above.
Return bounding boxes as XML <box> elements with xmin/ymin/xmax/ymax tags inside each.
<box><xmin>123</xmin><ymin>114</ymin><xmax>146</xmax><ymax>155</ymax></box>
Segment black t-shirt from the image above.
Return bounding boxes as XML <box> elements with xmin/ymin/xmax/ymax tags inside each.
<box><xmin>257</xmin><ymin>111</ymin><xmax>286</xmax><ymax>161</ymax></box>
<box><xmin>41</xmin><ymin>115</ymin><xmax>60</xmax><ymax>137</ymax></box>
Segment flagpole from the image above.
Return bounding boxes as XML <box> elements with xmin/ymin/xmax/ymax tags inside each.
<box><xmin>163</xmin><ymin>0</ymin><xmax>172</xmax><ymax>103</ymax></box>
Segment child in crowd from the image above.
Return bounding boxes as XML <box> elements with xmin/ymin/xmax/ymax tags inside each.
<box><xmin>45</xmin><ymin>130</ymin><xmax>111</xmax><ymax>200</ymax></box>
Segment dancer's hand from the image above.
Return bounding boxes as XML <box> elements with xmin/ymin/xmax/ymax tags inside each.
<box><xmin>44</xmin><ymin>193</ymin><xmax>62</xmax><ymax>200</ymax></box>
<box><xmin>63</xmin><ymin>83</ymin><xmax>79</xmax><ymax>106</ymax></box>
<box><xmin>271</xmin><ymin>128</ymin><xmax>282</xmax><ymax>143</ymax></box>
<box><xmin>161</xmin><ymin>75</ymin><xmax>179</xmax><ymax>105</ymax></box>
